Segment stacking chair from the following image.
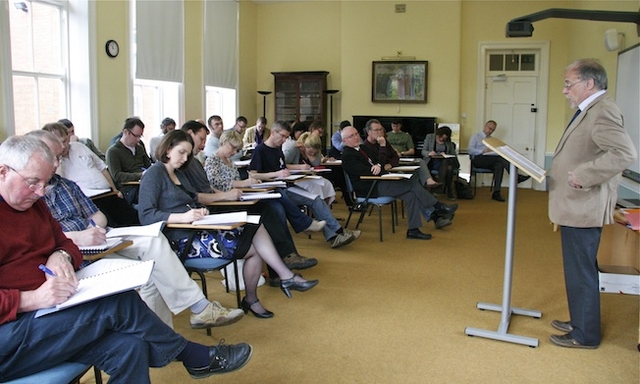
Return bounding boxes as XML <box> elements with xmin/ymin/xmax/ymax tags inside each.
<box><xmin>469</xmin><ymin>155</ymin><xmax>495</xmax><ymax>194</ymax></box>
<box><xmin>343</xmin><ymin>170</ymin><xmax>397</xmax><ymax>242</ymax></box>
<box><xmin>178</xmin><ymin>231</ymin><xmax>242</xmax><ymax>336</ymax></box>
<box><xmin>5</xmin><ymin>364</ymin><xmax>102</xmax><ymax>384</ymax></box>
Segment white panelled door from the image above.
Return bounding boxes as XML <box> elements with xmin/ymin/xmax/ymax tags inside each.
<box><xmin>485</xmin><ymin>75</ymin><xmax>538</xmax><ymax>189</ymax></box>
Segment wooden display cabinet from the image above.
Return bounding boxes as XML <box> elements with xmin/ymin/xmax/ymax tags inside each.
<box><xmin>272</xmin><ymin>71</ymin><xmax>328</xmax><ymax>127</ymax></box>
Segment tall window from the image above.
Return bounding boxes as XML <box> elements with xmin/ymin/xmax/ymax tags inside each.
<box><xmin>9</xmin><ymin>0</ymin><xmax>68</xmax><ymax>134</ymax></box>
<box><xmin>205</xmin><ymin>86</ymin><xmax>236</xmax><ymax>127</ymax></box>
<box><xmin>133</xmin><ymin>80</ymin><xmax>181</xmax><ymax>149</ymax></box>
<box><xmin>131</xmin><ymin>0</ymin><xmax>183</xmax><ymax>146</ymax></box>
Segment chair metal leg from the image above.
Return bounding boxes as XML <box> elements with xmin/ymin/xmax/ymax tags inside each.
<box><xmin>93</xmin><ymin>366</ymin><xmax>103</xmax><ymax>384</ymax></box>
<box><xmin>192</xmin><ymin>270</ymin><xmax>212</xmax><ymax>336</ymax></box>
<box><xmin>377</xmin><ymin>205</ymin><xmax>383</xmax><ymax>242</ymax></box>
<box><xmin>390</xmin><ymin>202</ymin><xmax>395</xmax><ymax>234</ymax></box>
<box><xmin>232</xmin><ymin>260</ymin><xmax>241</xmax><ymax>308</ymax></box>
<box><xmin>345</xmin><ymin>208</ymin><xmax>354</xmax><ymax>228</ymax></box>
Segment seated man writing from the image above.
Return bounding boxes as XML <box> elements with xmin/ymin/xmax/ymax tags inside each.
<box><xmin>29</xmin><ymin>130</ymin><xmax>243</xmax><ymax>331</ymax></box>
<box><xmin>43</xmin><ymin>122</ymin><xmax>139</xmax><ymax>227</ymax></box>
<box><xmin>248</xmin><ymin>121</ymin><xmax>360</xmax><ymax>249</ymax></box>
<box><xmin>105</xmin><ymin>116</ymin><xmax>152</xmax><ymax>205</ymax></box>
<box><xmin>0</xmin><ymin>135</ymin><xmax>251</xmax><ymax>382</ymax></box>
<box><xmin>341</xmin><ymin>126</ymin><xmax>458</xmax><ymax>240</ymax></box>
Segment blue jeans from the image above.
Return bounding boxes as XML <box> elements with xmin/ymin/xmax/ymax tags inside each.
<box><xmin>284</xmin><ymin>189</ymin><xmax>341</xmax><ymax>241</ymax></box>
<box><xmin>0</xmin><ymin>291</ymin><xmax>186</xmax><ymax>383</ymax></box>
<box><xmin>268</xmin><ymin>188</ymin><xmax>313</xmax><ymax>234</ymax></box>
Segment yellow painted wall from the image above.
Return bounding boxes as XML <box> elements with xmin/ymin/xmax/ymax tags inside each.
<box><xmin>11</xmin><ymin>0</ymin><xmax>636</xmax><ymax>150</ymax></box>
<box><xmin>94</xmin><ymin>0</ymin><xmax>130</xmax><ymax>148</ymax></box>
<box><xmin>341</xmin><ymin>1</ymin><xmax>462</xmax><ymax>123</ymax></box>
<box><xmin>238</xmin><ymin>1</ymin><xmax>258</xmax><ymax>123</ymax></box>
<box><xmin>253</xmin><ymin>1</ymin><xmax>342</xmax><ymax>125</ymax></box>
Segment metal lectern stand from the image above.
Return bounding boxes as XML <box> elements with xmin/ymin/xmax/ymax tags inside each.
<box><xmin>465</xmin><ymin>138</ymin><xmax>546</xmax><ymax>348</ymax></box>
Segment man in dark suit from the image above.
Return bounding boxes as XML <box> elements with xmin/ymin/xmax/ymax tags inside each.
<box><xmin>548</xmin><ymin>59</ymin><xmax>636</xmax><ymax>349</ymax></box>
<box><xmin>341</xmin><ymin>126</ymin><xmax>457</xmax><ymax>240</ymax></box>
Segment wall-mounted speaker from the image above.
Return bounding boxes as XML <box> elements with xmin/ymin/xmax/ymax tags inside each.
<box><xmin>604</xmin><ymin>29</ymin><xmax>619</xmax><ymax>51</ymax></box>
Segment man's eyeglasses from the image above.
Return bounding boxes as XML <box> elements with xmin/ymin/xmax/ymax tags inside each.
<box><xmin>7</xmin><ymin>166</ymin><xmax>51</xmax><ymax>193</ymax></box>
<box><xmin>127</xmin><ymin>129</ymin><xmax>143</xmax><ymax>139</ymax></box>
<box><xmin>344</xmin><ymin>133</ymin><xmax>360</xmax><ymax>140</ymax></box>
<box><xmin>272</xmin><ymin>130</ymin><xmax>290</xmax><ymax>139</ymax></box>
<box><xmin>563</xmin><ymin>79</ymin><xmax>586</xmax><ymax>90</ymax></box>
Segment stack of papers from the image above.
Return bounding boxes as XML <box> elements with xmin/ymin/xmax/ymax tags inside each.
<box><xmin>381</xmin><ymin>173</ymin><xmax>413</xmax><ymax>179</ymax></box>
<box><xmin>192</xmin><ymin>212</ymin><xmax>248</xmax><ymax>226</ymax></box>
<box><xmin>240</xmin><ymin>192</ymin><xmax>282</xmax><ymax>201</ymax></box>
<box><xmin>253</xmin><ymin>181</ymin><xmax>286</xmax><ymax>188</ymax></box>
<box><xmin>106</xmin><ymin>222</ymin><xmax>164</xmax><ymax>238</ymax></box>
<box><xmin>276</xmin><ymin>175</ymin><xmax>305</xmax><ymax>181</ymax></box>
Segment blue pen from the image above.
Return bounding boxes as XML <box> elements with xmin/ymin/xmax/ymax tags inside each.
<box><xmin>38</xmin><ymin>264</ymin><xmax>57</xmax><ymax>277</ymax></box>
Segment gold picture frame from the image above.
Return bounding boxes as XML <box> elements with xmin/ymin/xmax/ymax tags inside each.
<box><xmin>372</xmin><ymin>61</ymin><xmax>428</xmax><ymax>103</ymax></box>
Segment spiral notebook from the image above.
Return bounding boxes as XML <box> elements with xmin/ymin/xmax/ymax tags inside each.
<box><xmin>78</xmin><ymin>237</ymin><xmax>123</xmax><ymax>255</ymax></box>
<box><xmin>35</xmin><ymin>259</ymin><xmax>155</xmax><ymax>317</ymax></box>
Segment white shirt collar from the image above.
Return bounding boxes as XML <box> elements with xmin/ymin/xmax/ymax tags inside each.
<box><xmin>578</xmin><ymin>89</ymin><xmax>606</xmax><ymax>111</ymax></box>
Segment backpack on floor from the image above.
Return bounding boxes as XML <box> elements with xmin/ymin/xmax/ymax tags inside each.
<box><xmin>455</xmin><ymin>177</ymin><xmax>475</xmax><ymax>200</ymax></box>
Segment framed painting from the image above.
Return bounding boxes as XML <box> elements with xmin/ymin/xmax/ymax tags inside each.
<box><xmin>372</xmin><ymin>61</ymin><xmax>428</xmax><ymax>103</ymax></box>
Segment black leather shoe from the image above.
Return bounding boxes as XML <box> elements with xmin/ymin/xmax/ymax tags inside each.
<box><xmin>551</xmin><ymin>320</ymin><xmax>573</xmax><ymax>333</ymax></box>
<box><xmin>280</xmin><ymin>273</ymin><xmax>319</xmax><ymax>298</ymax></box>
<box><xmin>434</xmin><ymin>217</ymin><xmax>452</xmax><ymax>229</ymax></box>
<box><xmin>435</xmin><ymin>202</ymin><xmax>458</xmax><ymax>216</ymax></box>
<box><xmin>549</xmin><ymin>334</ymin><xmax>598</xmax><ymax>349</ymax></box>
<box><xmin>184</xmin><ymin>340</ymin><xmax>253</xmax><ymax>379</ymax></box>
<box><xmin>241</xmin><ymin>297</ymin><xmax>274</xmax><ymax>319</ymax></box>
<box><xmin>406</xmin><ymin>229</ymin><xmax>432</xmax><ymax>240</ymax></box>
<box><xmin>517</xmin><ymin>174</ymin><xmax>531</xmax><ymax>183</ymax></box>
<box><xmin>492</xmin><ymin>192</ymin><xmax>505</xmax><ymax>202</ymax></box>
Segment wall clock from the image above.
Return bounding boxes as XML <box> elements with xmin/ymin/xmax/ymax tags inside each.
<box><xmin>105</xmin><ymin>40</ymin><xmax>119</xmax><ymax>58</ymax></box>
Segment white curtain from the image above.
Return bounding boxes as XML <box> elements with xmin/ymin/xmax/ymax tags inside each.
<box><xmin>135</xmin><ymin>0</ymin><xmax>184</xmax><ymax>82</ymax></box>
<box><xmin>203</xmin><ymin>0</ymin><xmax>238</xmax><ymax>89</ymax></box>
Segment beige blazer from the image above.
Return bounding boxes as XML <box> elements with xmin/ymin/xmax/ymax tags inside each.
<box><xmin>242</xmin><ymin>126</ymin><xmax>271</xmax><ymax>147</ymax></box>
<box><xmin>548</xmin><ymin>94</ymin><xmax>636</xmax><ymax>227</ymax></box>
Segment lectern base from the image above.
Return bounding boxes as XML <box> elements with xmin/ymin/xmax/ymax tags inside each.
<box><xmin>465</xmin><ymin>301</ymin><xmax>541</xmax><ymax>347</ymax></box>
<box><xmin>465</xmin><ymin>326</ymin><xmax>539</xmax><ymax>347</ymax></box>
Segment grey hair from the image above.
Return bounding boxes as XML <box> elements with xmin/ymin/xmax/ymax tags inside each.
<box><xmin>566</xmin><ymin>59</ymin><xmax>608</xmax><ymax>90</ymax></box>
<box><xmin>0</xmin><ymin>135</ymin><xmax>54</xmax><ymax>171</ymax></box>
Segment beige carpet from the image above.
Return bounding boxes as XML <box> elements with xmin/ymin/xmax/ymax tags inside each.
<box><xmin>86</xmin><ymin>188</ymin><xmax>639</xmax><ymax>383</ymax></box>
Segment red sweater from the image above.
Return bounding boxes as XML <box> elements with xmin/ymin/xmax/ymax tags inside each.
<box><xmin>0</xmin><ymin>199</ymin><xmax>82</xmax><ymax>324</ymax></box>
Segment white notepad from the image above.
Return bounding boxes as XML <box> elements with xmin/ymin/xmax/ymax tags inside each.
<box><xmin>35</xmin><ymin>259</ymin><xmax>155</xmax><ymax>317</ymax></box>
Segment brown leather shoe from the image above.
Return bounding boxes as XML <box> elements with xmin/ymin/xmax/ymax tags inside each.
<box><xmin>282</xmin><ymin>253</ymin><xmax>318</xmax><ymax>270</ymax></box>
<box><xmin>551</xmin><ymin>320</ymin><xmax>573</xmax><ymax>333</ymax></box>
<box><xmin>549</xmin><ymin>334</ymin><xmax>598</xmax><ymax>349</ymax></box>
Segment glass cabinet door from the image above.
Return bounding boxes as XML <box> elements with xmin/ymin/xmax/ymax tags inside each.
<box><xmin>273</xmin><ymin>71</ymin><xmax>328</xmax><ymax>127</ymax></box>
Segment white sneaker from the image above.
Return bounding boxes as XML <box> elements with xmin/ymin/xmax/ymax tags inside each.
<box><xmin>190</xmin><ymin>301</ymin><xmax>244</xmax><ymax>329</ymax></box>
<box><xmin>331</xmin><ymin>231</ymin><xmax>355</xmax><ymax>248</ymax></box>
<box><xmin>304</xmin><ymin>220</ymin><xmax>326</xmax><ymax>234</ymax></box>
<box><xmin>345</xmin><ymin>228</ymin><xmax>361</xmax><ymax>239</ymax></box>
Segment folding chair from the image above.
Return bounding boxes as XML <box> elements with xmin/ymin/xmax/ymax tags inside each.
<box><xmin>4</xmin><ymin>364</ymin><xmax>102</xmax><ymax>384</ymax></box>
<box><xmin>343</xmin><ymin>170</ymin><xmax>397</xmax><ymax>242</ymax></box>
<box><xmin>178</xmin><ymin>231</ymin><xmax>242</xmax><ymax>336</ymax></box>
<box><xmin>469</xmin><ymin>155</ymin><xmax>495</xmax><ymax>194</ymax></box>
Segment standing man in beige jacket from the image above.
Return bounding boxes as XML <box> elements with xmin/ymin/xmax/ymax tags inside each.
<box><xmin>548</xmin><ymin>59</ymin><xmax>636</xmax><ymax>349</ymax></box>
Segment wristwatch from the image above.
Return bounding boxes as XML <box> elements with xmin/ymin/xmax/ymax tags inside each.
<box><xmin>55</xmin><ymin>249</ymin><xmax>73</xmax><ymax>264</ymax></box>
